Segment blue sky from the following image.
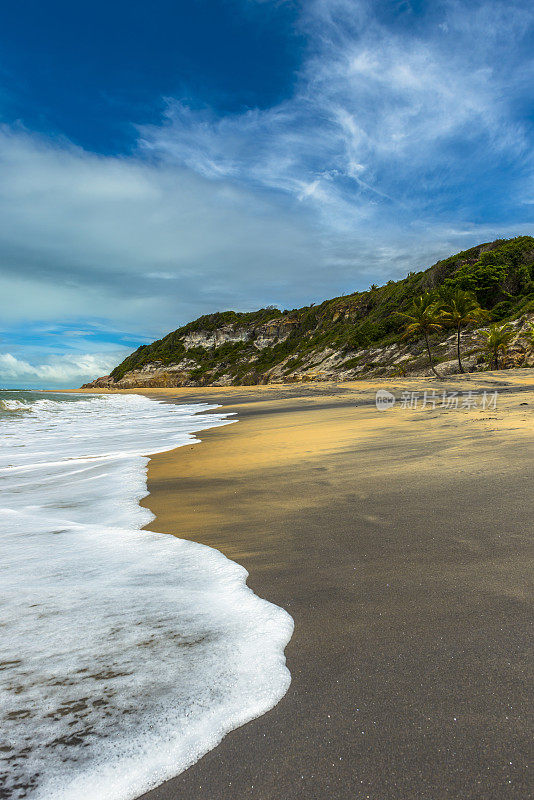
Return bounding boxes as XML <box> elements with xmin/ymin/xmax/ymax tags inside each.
<box><xmin>0</xmin><ymin>0</ymin><xmax>533</xmax><ymax>386</ymax></box>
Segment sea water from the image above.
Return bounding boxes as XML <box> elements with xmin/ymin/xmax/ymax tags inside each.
<box><xmin>0</xmin><ymin>391</ymin><xmax>293</xmax><ymax>800</ymax></box>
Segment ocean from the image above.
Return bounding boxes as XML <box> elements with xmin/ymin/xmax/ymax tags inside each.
<box><xmin>0</xmin><ymin>391</ymin><xmax>293</xmax><ymax>800</ymax></box>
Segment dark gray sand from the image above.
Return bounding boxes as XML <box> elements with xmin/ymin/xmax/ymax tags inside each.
<box><xmin>136</xmin><ymin>377</ymin><xmax>533</xmax><ymax>800</ymax></box>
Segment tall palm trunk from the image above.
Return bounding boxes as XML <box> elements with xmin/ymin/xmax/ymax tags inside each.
<box><xmin>456</xmin><ymin>323</ymin><xmax>464</xmax><ymax>373</ymax></box>
<box><xmin>424</xmin><ymin>331</ymin><xmax>441</xmax><ymax>379</ymax></box>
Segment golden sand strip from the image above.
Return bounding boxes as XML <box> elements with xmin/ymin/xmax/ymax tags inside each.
<box><xmin>75</xmin><ymin>372</ymin><xmax>534</xmax><ymax>799</ymax></box>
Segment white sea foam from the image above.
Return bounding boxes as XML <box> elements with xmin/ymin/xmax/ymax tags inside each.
<box><xmin>0</xmin><ymin>392</ymin><xmax>293</xmax><ymax>800</ymax></box>
<box><xmin>0</xmin><ymin>398</ymin><xmax>31</xmax><ymax>411</ymax></box>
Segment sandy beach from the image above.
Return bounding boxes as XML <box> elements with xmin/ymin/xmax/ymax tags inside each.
<box><xmin>81</xmin><ymin>373</ymin><xmax>533</xmax><ymax>799</ymax></box>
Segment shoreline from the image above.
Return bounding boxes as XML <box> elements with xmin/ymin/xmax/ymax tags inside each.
<box><xmin>129</xmin><ymin>373</ymin><xmax>533</xmax><ymax>800</ymax></box>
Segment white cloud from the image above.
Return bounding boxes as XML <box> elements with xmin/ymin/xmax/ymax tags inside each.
<box><xmin>0</xmin><ymin>352</ymin><xmax>126</xmax><ymax>385</ymax></box>
<box><xmin>0</xmin><ymin>128</ymin><xmax>326</xmax><ymax>329</ymax></box>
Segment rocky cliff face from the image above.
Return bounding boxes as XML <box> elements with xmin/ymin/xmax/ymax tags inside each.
<box><xmin>83</xmin><ymin>314</ymin><xmax>534</xmax><ymax>389</ymax></box>
<box><xmin>180</xmin><ymin>318</ymin><xmax>298</xmax><ymax>351</ymax></box>
<box><xmin>82</xmin><ymin>237</ymin><xmax>534</xmax><ymax>389</ymax></box>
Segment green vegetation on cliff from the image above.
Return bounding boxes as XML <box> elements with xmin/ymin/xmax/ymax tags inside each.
<box><xmin>110</xmin><ymin>236</ymin><xmax>534</xmax><ymax>383</ymax></box>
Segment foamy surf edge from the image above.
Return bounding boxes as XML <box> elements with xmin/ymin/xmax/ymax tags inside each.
<box><xmin>1</xmin><ymin>392</ymin><xmax>294</xmax><ymax>800</ymax></box>
<box><xmin>47</xmin><ymin>537</ymin><xmax>294</xmax><ymax>800</ymax></box>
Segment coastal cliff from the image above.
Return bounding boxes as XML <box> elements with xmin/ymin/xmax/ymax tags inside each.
<box><xmin>83</xmin><ymin>236</ymin><xmax>534</xmax><ymax>388</ymax></box>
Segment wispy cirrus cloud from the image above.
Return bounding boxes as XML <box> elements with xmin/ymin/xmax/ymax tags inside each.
<box><xmin>138</xmin><ymin>0</ymin><xmax>534</xmax><ymax>230</ymax></box>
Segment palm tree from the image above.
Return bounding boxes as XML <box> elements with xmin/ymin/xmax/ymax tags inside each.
<box><xmin>521</xmin><ymin>323</ymin><xmax>534</xmax><ymax>365</ymax></box>
<box><xmin>479</xmin><ymin>323</ymin><xmax>515</xmax><ymax>370</ymax></box>
<box><xmin>437</xmin><ymin>289</ymin><xmax>488</xmax><ymax>373</ymax></box>
<box><xmin>523</xmin><ymin>323</ymin><xmax>534</xmax><ymax>351</ymax></box>
<box><xmin>399</xmin><ymin>293</ymin><xmax>443</xmax><ymax>378</ymax></box>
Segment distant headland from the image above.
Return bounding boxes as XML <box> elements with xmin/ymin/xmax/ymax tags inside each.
<box><xmin>83</xmin><ymin>236</ymin><xmax>534</xmax><ymax>389</ymax></box>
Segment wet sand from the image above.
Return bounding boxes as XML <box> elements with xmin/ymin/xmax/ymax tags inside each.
<box><xmin>90</xmin><ymin>374</ymin><xmax>534</xmax><ymax>799</ymax></box>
